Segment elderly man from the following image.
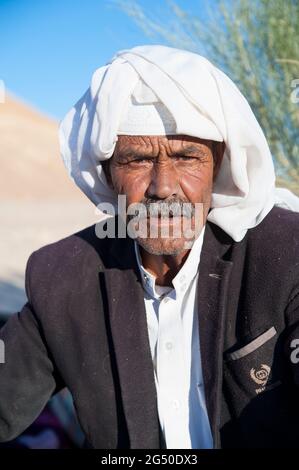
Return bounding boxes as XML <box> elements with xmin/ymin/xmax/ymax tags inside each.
<box><xmin>1</xmin><ymin>45</ymin><xmax>299</xmax><ymax>449</ymax></box>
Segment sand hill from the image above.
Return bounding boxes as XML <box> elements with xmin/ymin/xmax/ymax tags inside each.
<box><xmin>0</xmin><ymin>95</ymin><xmax>88</xmax><ymax>201</ymax></box>
<box><xmin>0</xmin><ymin>95</ymin><xmax>97</xmax><ymax>313</ymax></box>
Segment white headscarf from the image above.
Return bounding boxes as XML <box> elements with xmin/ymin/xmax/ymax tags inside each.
<box><xmin>59</xmin><ymin>45</ymin><xmax>299</xmax><ymax>241</ymax></box>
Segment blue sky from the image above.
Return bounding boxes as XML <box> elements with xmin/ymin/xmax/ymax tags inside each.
<box><xmin>0</xmin><ymin>0</ymin><xmax>206</xmax><ymax>119</ymax></box>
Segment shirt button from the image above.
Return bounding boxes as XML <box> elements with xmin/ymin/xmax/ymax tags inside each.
<box><xmin>163</xmin><ymin>296</ymin><xmax>170</xmax><ymax>303</ymax></box>
<box><xmin>180</xmin><ymin>275</ymin><xmax>186</xmax><ymax>282</ymax></box>
<box><xmin>172</xmin><ymin>399</ymin><xmax>180</xmax><ymax>410</ymax></box>
<box><xmin>165</xmin><ymin>341</ymin><xmax>173</xmax><ymax>350</ymax></box>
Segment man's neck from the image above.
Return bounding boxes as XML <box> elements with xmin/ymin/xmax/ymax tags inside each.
<box><xmin>139</xmin><ymin>247</ymin><xmax>190</xmax><ymax>287</ymax></box>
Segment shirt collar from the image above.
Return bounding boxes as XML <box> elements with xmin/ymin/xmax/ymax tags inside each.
<box><xmin>134</xmin><ymin>225</ymin><xmax>206</xmax><ymax>300</ymax></box>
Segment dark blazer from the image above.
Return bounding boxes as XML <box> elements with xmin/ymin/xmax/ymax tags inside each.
<box><xmin>1</xmin><ymin>206</ymin><xmax>299</xmax><ymax>448</ymax></box>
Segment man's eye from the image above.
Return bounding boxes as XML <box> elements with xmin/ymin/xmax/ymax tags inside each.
<box><xmin>131</xmin><ymin>158</ymin><xmax>152</xmax><ymax>164</ymax></box>
<box><xmin>175</xmin><ymin>155</ymin><xmax>197</xmax><ymax>160</ymax></box>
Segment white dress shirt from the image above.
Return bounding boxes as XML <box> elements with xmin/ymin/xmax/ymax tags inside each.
<box><xmin>134</xmin><ymin>225</ymin><xmax>213</xmax><ymax>449</ymax></box>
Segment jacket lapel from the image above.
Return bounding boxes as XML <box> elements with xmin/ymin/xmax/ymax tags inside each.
<box><xmin>102</xmin><ymin>236</ymin><xmax>160</xmax><ymax>449</ymax></box>
<box><xmin>197</xmin><ymin>222</ymin><xmax>234</xmax><ymax>448</ymax></box>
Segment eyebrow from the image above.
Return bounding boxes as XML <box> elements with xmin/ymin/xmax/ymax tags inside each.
<box><xmin>116</xmin><ymin>145</ymin><xmax>208</xmax><ymax>160</ymax></box>
<box><xmin>172</xmin><ymin>146</ymin><xmax>208</xmax><ymax>158</ymax></box>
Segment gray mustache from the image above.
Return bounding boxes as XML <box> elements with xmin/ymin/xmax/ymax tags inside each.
<box><xmin>130</xmin><ymin>200</ymin><xmax>195</xmax><ymax>219</ymax></box>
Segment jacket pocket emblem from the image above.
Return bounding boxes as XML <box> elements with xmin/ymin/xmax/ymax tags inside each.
<box><xmin>250</xmin><ymin>363</ymin><xmax>271</xmax><ymax>393</ymax></box>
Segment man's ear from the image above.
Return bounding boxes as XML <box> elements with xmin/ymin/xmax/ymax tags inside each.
<box><xmin>212</xmin><ymin>141</ymin><xmax>225</xmax><ymax>181</ymax></box>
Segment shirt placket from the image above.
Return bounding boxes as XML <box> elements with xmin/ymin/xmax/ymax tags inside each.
<box><xmin>156</xmin><ymin>293</ymin><xmax>191</xmax><ymax>448</ymax></box>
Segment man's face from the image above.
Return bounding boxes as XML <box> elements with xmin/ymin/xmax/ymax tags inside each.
<box><xmin>105</xmin><ymin>135</ymin><xmax>224</xmax><ymax>255</ymax></box>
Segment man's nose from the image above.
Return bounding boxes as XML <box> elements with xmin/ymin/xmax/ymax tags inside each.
<box><xmin>146</xmin><ymin>162</ymin><xmax>179</xmax><ymax>200</ymax></box>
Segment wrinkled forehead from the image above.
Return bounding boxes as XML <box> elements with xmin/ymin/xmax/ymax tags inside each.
<box><xmin>114</xmin><ymin>134</ymin><xmax>213</xmax><ymax>157</ymax></box>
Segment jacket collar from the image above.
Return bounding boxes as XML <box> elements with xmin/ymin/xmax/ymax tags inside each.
<box><xmin>195</xmin><ymin>221</ymin><xmax>234</xmax><ymax>448</ymax></box>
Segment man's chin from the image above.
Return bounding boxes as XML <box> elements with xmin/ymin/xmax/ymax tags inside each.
<box><xmin>136</xmin><ymin>236</ymin><xmax>193</xmax><ymax>256</ymax></box>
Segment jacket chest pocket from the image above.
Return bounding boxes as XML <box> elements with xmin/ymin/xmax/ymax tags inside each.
<box><xmin>221</xmin><ymin>326</ymin><xmax>299</xmax><ymax>448</ymax></box>
<box><xmin>223</xmin><ymin>326</ymin><xmax>282</xmax><ymax>400</ymax></box>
